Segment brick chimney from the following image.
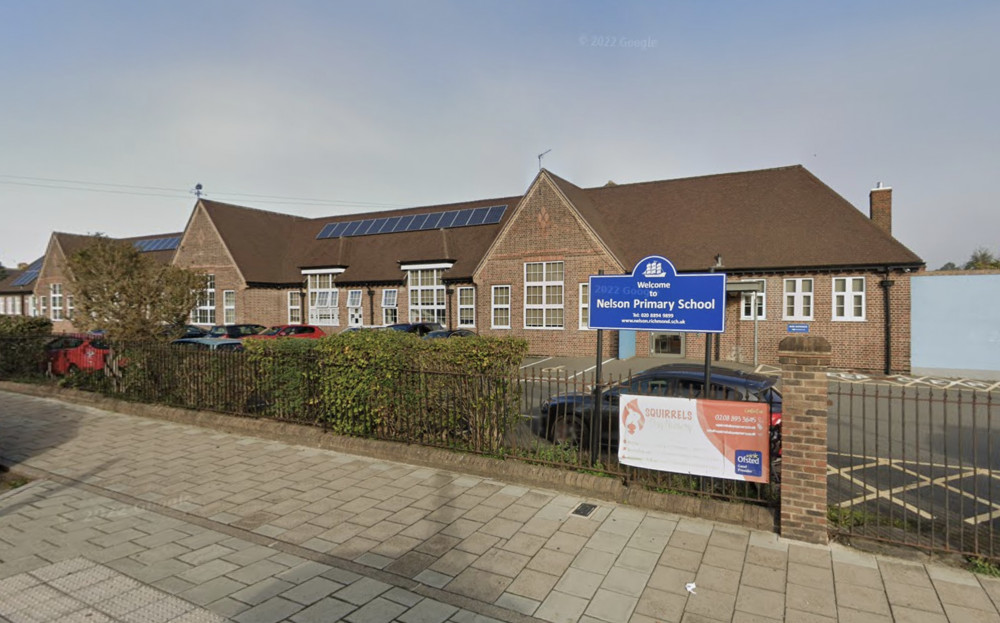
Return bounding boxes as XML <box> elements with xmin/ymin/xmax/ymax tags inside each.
<box><xmin>869</xmin><ymin>183</ymin><xmax>892</xmax><ymax>236</ymax></box>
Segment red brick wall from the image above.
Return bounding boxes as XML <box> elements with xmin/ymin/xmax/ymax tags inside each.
<box><xmin>35</xmin><ymin>241</ymin><xmax>76</xmax><ymax>333</ymax></box>
<box><xmin>475</xmin><ymin>175</ymin><xmax>620</xmax><ymax>357</ymax></box>
<box><xmin>173</xmin><ymin>206</ymin><xmax>297</xmax><ymax>328</ymax></box>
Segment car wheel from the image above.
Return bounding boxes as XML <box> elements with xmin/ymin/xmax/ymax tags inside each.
<box><xmin>67</xmin><ymin>364</ymin><xmax>79</xmax><ymax>375</ymax></box>
<box><xmin>549</xmin><ymin>411</ymin><xmax>586</xmax><ymax>447</ymax></box>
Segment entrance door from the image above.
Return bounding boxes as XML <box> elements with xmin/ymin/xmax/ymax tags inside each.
<box><xmin>651</xmin><ymin>332</ymin><xmax>684</xmax><ymax>356</ymax></box>
<box><xmin>348</xmin><ymin>307</ymin><xmax>363</xmax><ymax>327</ymax></box>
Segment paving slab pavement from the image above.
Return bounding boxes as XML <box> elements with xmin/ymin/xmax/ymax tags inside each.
<box><xmin>2</xmin><ymin>390</ymin><xmax>1000</xmax><ymax>622</ymax></box>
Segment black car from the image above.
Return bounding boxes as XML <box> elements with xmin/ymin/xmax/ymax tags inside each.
<box><xmin>206</xmin><ymin>324</ymin><xmax>266</xmax><ymax>339</ymax></box>
<box><xmin>386</xmin><ymin>322</ymin><xmax>444</xmax><ymax>337</ymax></box>
<box><xmin>423</xmin><ymin>329</ymin><xmax>477</xmax><ymax>339</ymax></box>
<box><xmin>531</xmin><ymin>363</ymin><xmax>782</xmax><ymax>453</ymax></box>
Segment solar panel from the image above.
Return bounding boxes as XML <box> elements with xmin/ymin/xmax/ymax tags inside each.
<box><xmin>467</xmin><ymin>207</ymin><xmax>488</xmax><ymax>226</ymax></box>
<box><xmin>132</xmin><ymin>236</ymin><xmax>183</xmax><ymax>252</ymax></box>
<box><xmin>437</xmin><ymin>211</ymin><xmax>458</xmax><ymax>229</ymax></box>
<box><xmin>484</xmin><ymin>205</ymin><xmax>507</xmax><ymax>224</ymax></box>
<box><xmin>422</xmin><ymin>212</ymin><xmax>442</xmax><ymax>229</ymax></box>
<box><xmin>313</xmin><ymin>203</ymin><xmax>509</xmax><ymax>240</ymax></box>
<box><xmin>409</xmin><ymin>214</ymin><xmax>428</xmax><ymax>230</ymax></box>
<box><xmin>11</xmin><ymin>270</ymin><xmax>37</xmax><ymax>287</ymax></box>
<box><xmin>452</xmin><ymin>209</ymin><xmax>473</xmax><ymax>228</ymax></box>
<box><xmin>393</xmin><ymin>215</ymin><xmax>415</xmax><ymax>233</ymax></box>
<box><xmin>352</xmin><ymin>219</ymin><xmax>377</xmax><ymax>236</ymax></box>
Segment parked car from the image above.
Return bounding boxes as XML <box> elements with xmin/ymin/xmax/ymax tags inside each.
<box><xmin>161</xmin><ymin>323</ymin><xmax>209</xmax><ymax>339</ymax></box>
<box><xmin>530</xmin><ymin>363</ymin><xmax>782</xmax><ymax>456</ymax></box>
<box><xmin>245</xmin><ymin>324</ymin><xmax>327</xmax><ymax>340</ymax></box>
<box><xmin>45</xmin><ymin>335</ymin><xmax>110</xmax><ymax>375</ymax></box>
<box><xmin>205</xmin><ymin>324</ymin><xmax>266</xmax><ymax>339</ymax></box>
<box><xmin>423</xmin><ymin>329</ymin><xmax>477</xmax><ymax>339</ymax></box>
<box><xmin>171</xmin><ymin>337</ymin><xmax>245</xmax><ymax>352</ymax></box>
<box><xmin>386</xmin><ymin>322</ymin><xmax>444</xmax><ymax>337</ymax></box>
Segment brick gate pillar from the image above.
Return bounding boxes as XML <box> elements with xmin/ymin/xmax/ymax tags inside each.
<box><xmin>778</xmin><ymin>335</ymin><xmax>832</xmax><ymax>544</ymax></box>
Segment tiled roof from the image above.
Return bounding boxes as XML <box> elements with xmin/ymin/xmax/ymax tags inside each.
<box><xmin>197</xmin><ymin>165</ymin><xmax>923</xmax><ymax>286</ymax></box>
<box><xmin>562</xmin><ymin>165</ymin><xmax>923</xmax><ymax>272</ymax></box>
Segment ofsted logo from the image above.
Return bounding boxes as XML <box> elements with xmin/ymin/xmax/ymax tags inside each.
<box><xmin>734</xmin><ymin>450</ymin><xmax>763</xmax><ymax>477</ymax></box>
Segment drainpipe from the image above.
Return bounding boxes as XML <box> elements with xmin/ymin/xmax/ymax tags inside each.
<box><xmin>367</xmin><ymin>288</ymin><xmax>375</xmax><ymax>326</ymax></box>
<box><xmin>880</xmin><ymin>271</ymin><xmax>895</xmax><ymax>375</ymax></box>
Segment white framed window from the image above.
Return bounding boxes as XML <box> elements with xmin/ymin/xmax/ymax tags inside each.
<box><xmin>66</xmin><ymin>295</ymin><xmax>74</xmax><ymax>320</ymax></box>
<box><xmin>222</xmin><ymin>290</ymin><xmax>236</xmax><ymax>324</ymax></box>
<box><xmin>524</xmin><ymin>261</ymin><xmax>564</xmax><ymax>329</ymax></box>
<box><xmin>491</xmin><ymin>286</ymin><xmax>511</xmax><ymax>329</ymax></box>
<box><xmin>457</xmin><ymin>287</ymin><xmax>475</xmax><ymax>327</ymax></box>
<box><xmin>192</xmin><ymin>274</ymin><xmax>216</xmax><ymax>325</ymax></box>
<box><xmin>50</xmin><ymin>283</ymin><xmax>63</xmax><ymax>321</ymax></box>
<box><xmin>579</xmin><ymin>283</ymin><xmax>591</xmax><ymax>330</ymax></box>
<box><xmin>29</xmin><ymin>296</ymin><xmax>37</xmax><ymax>317</ymax></box>
<box><xmin>307</xmin><ymin>273</ymin><xmax>340</xmax><ymax>326</ymax></box>
<box><xmin>40</xmin><ymin>296</ymin><xmax>48</xmax><ymax>317</ymax></box>
<box><xmin>288</xmin><ymin>291</ymin><xmax>302</xmax><ymax>324</ymax></box>
<box><xmin>407</xmin><ymin>268</ymin><xmax>446</xmax><ymax>324</ymax></box>
<box><xmin>346</xmin><ymin>289</ymin><xmax>363</xmax><ymax>327</ymax></box>
<box><xmin>740</xmin><ymin>280</ymin><xmax>767</xmax><ymax>320</ymax></box>
<box><xmin>833</xmin><ymin>277</ymin><xmax>866</xmax><ymax>321</ymax></box>
<box><xmin>783</xmin><ymin>278</ymin><xmax>813</xmax><ymax>321</ymax></box>
<box><xmin>382</xmin><ymin>289</ymin><xmax>398</xmax><ymax>325</ymax></box>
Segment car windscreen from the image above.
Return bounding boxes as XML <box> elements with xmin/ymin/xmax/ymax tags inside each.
<box><xmin>260</xmin><ymin>327</ymin><xmax>282</xmax><ymax>336</ymax></box>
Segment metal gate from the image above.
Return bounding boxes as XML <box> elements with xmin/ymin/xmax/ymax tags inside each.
<box><xmin>828</xmin><ymin>380</ymin><xmax>1000</xmax><ymax>559</ymax></box>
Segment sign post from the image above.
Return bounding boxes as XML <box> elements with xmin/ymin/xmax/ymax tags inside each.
<box><xmin>589</xmin><ymin>256</ymin><xmax>725</xmax><ymax>333</ymax></box>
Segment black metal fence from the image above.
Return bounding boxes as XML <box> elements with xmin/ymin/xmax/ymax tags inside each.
<box><xmin>828</xmin><ymin>380</ymin><xmax>1000</xmax><ymax>559</ymax></box>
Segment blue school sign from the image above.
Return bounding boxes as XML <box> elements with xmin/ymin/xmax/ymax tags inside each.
<box><xmin>589</xmin><ymin>256</ymin><xmax>726</xmax><ymax>333</ymax></box>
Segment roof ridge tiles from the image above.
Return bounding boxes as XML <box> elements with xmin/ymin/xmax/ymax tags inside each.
<box><xmin>577</xmin><ymin>164</ymin><xmax>806</xmax><ymax>191</ymax></box>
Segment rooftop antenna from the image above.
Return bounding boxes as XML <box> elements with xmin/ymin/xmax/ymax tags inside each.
<box><xmin>537</xmin><ymin>149</ymin><xmax>551</xmax><ymax>171</ymax></box>
<box><xmin>191</xmin><ymin>183</ymin><xmax>204</xmax><ymax>199</ymax></box>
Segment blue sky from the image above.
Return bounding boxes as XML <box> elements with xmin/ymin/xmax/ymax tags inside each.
<box><xmin>2</xmin><ymin>1</ymin><xmax>998</xmax><ymax>270</ymax></box>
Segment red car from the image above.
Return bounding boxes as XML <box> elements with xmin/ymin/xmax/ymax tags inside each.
<box><xmin>45</xmin><ymin>335</ymin><xmax>110</xmax><ymax>375</ymax></box>
<box><xmin>244</xmin><ymin>324</ymin><xmax>327</xmax><ymax>340</ymax></box>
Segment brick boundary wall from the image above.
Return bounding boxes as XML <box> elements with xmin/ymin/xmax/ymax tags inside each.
<box><xmin>778</xmin><ymin>335</ymin><xmax>832</xmax><ymax>544</ymax></box>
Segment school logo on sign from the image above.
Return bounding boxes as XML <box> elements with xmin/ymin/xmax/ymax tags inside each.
<box><xmin>621</xmin><ymin>398</ymin><xmax>646</xmax><ymax>435</ymax></box>
<box><xmin>642</xmin><ymin>260</ymin><xmax>666</xmax><ymax>278</ymax></box>
<box><xmin>734</xmin><ymin>450</ymin><xmax>763</xmax><ymax>477</ymax></box>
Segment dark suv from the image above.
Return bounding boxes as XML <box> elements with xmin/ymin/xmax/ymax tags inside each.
<box><xmin>206</xmin><ymin>324</ymin><xmax>266</xmax><ymax>339</ymax></box>
<box><xmin>530</xmin><ymin>363</ymin><xmax>782</xmax><ymax>455</ymax></box>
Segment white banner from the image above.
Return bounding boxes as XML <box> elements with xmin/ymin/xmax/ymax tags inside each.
<box><xmin>618</xmin><ymin>394</ymin><xmax>770</xmax><ymax>482</ymax></box>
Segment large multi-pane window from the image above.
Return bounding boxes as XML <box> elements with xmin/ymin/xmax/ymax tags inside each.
<box><xmin>458</xmin><ymin>287</ymin><xmax>475</xmax><ymax>327</ymax></box>
<box><xmin>783</xmin><ymin>278</ymin><xmax>813</xmax><ymax>321</ymax></box>
<box><xmin>307</xmin><ymin>273</ymin><xmax>339</xmax><ymax>326</ymax></box>
<box><xmin>491</xmin><ymin>286</ymin><xmax>511</xmax><ymax>329</ymax></box>
<box><xmin>50</xmin><ymin>284</ymin><xmax>64</xmax><ymax>321</ymax></box>
<box><xmin>382</xmin><ymin>289</ymin><xmax>398</xmax><ymax>325</ymax></box>
<box><xmin>193</xmin><ymin>274</ymin><xmax>216</xmax><ymax>324</ymax></box>
<box><xmin>579</xmin><ymin>283</ymin><xmax>590</xmax><ymax>330</ymax></box>
<box><xmin>223</xmin><ymin>290</ymin><xmax>236</xmax><ymax>324</ymax></box>
<box><xmin>833</xmin><ymin>277</ymin><xmax>866</xmax><ymax>321</ymax></box>
<box><xmin>524</xmin><ymin>261</ymin><xmax>564</xmax><ymax>329</ymax></box>
<box><xmin>740</xmin><ymin>280</ymin><xmax>767</xmax><ymax>320</ymax></box>
<box><xmin>288</xmin><ymin>291</ymin><xmax>302</xmax><ymax>324</ymax></box>
<box><xmin>408</xmin><ymin>268</ymin><xmax>446</xmax><ymax>324</ymax></box>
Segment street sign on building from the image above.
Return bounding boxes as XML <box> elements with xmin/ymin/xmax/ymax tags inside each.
<box><xmin>588</xmin><ymin>256</ymin><xmax>726</xmax><ymax>332</ymax></box>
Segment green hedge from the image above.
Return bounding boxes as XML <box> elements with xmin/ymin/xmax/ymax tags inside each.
<box><xmin>0</xmin><ymin>317</ymin><xmax>53</xmax><ymax>379</ymax></box>
<box><xmin>95</xmin><ymin>331</ymin><xmax>527</xmax><ymax>454</ymax></box>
